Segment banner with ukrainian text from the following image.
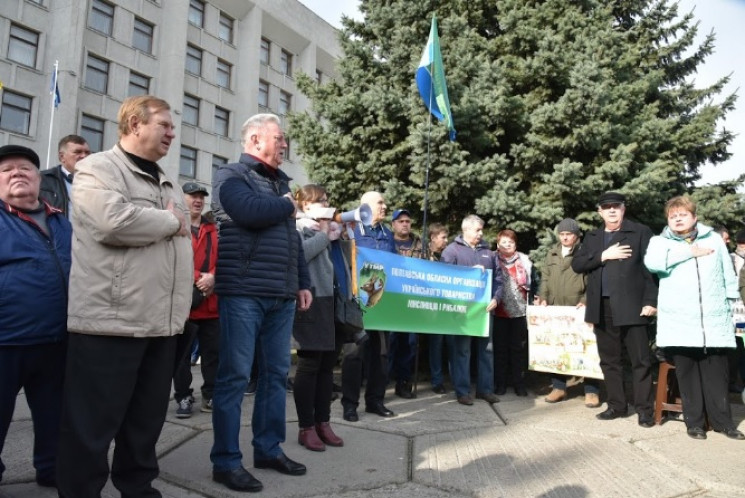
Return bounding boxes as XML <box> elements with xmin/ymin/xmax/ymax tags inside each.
<box><xmin>356</xmin><ymin>247</ymin><xmax>491</xmax><ymax>336</ymax></box>
<box><xmin>527</xmin><ymin>305</ymin><xmax>603</xmax><ymax>380</ymax></box>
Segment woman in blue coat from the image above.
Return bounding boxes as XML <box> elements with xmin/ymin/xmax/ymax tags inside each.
<box><xmin>644</xmin><ymin>196</ymin><xmax>744</xmax><ymax>440</ymax></box>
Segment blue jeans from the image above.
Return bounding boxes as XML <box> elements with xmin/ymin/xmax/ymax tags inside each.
<box><xmin>428</xmin><ymin>334</ymin><xmax>453</xmax><ymax>387</ymax></box>
<box><xmin>210</xmin><ymin>296</ymin><xmax>295</xmax><ymax>471</ymax></box>
<box><xmin>551</xmin><ymin>376</ymin><xmax>600</xmax><ymax>394</ymax></box>
<box><xmin>451</xmin><ymin>328</ymin><xmax>494</xmax><ymax>397</ymax></box>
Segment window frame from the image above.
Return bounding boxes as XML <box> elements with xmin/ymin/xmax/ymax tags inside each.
<box><xmin>7</xmin><ymin>24</ymin><xmax>39</xmax><ymax>68</ymax></box>
<box><xmin>216</xmin><ymin>59</ymin><xmax>231</xmax><ymax>89</ymax></box>
<box><xmin>128</xmin><ymin>71</ymin><xmax>150</xmax><ymax>96</ymax></box>
<box><xmin>179</xmin><ymin>145</ymin><xmax>198</xmax><ymax>178</ymax></box>
<box><xmin>89</xmin><ymin>0</ymin><xmax>115</xmax><ymax>36</ymax></box>
<box><xmin>218</xmin><ymin>12</ymin><xmax>234</xmax><ymax>43</ymax></box>
<box><xmin>132</xmin><ymin>17</ymin><xmax>154</xmax><ymax>54</ymax></box>
<box><xmin>188</xmin><ymin>0</ymin><xmax>205</xmax><ymax>28</ymax></box>
<box><xmin>280</xmin><ymin>49</ymin><xmax>292</xmax><ymax>77</ymax></box>
<box><xmin>258</xmin><ymin>81</ymin><xmax>269</xmax><ymax>108</ymax></box>
<box><xmin>185</xmin><ymin>44</ymin><xmax>203</xmax><ymax>76</ymax></box>
<box><xmin>279</xmin><ymin>90</ymin><xmax>291</xmax><ymax>115</ymax></box>
<box><xmin>214</xmin><ymin>106</ymin><xmax>229</xmax><ymax>137</ymax></box>
<box><xmin>182</xmin><ymin>94</ymin><xmax>200</xmax><ymax>127</ymax></box>
<box><xmin>80</xmin><ymin>114</ymin><xmax>105</xmax><ymax>152</ymax></box>
<box><xmin>0</xmin><ymin>90</ymin><xmax>33</xmax><ymax>135</ymax></box>
<box><xmin>260</xmin><ymin>38</ymin><xmax>270</xmax><ymax>65</ymax></box>
<box><xmin>84</xmin><ymin>54</ymin><xmax>110</xmax><ymax>94</ymax></box>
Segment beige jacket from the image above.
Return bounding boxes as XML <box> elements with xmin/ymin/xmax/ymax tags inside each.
<box><xmin>67</xmin><ymin>145</ymin><xmax>193</xmax><ymax>337</ymax></box>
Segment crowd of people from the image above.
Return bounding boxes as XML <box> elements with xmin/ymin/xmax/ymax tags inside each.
<box><xmin>1</xmin><ymin>96</ymin><xmax>745</xmax><ymax>497</ymax></box>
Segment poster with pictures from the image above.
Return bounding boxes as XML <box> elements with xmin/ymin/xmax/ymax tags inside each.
<box><xmin>527</xmin><ymin>305</ymin><xmax>603</xmax><ymax>380</ymax></box>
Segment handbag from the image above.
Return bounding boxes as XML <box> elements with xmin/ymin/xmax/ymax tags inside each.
<box><xmin>334</xmin><ymin>288</ymin><xmax>364</xmax><ymax>336</ymax></box>
<box><xmin>191</xmin><ymin>228</ymin><xmax>213</xmax><ymax>310</ymax></box>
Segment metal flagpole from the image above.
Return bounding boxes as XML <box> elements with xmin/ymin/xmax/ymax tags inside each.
<box><xmin>45</xmin><ymin>60</ymin><xmax>59</xmax><ymax>171</ymax></box>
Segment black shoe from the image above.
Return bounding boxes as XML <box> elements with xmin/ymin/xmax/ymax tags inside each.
<box><xmin>432</xmin><ymin>384</ymin><xmax>447</xmax><ymax>394</ymax></box>
<box><xmin>495</xmin><ymin>386</ymin><xmax>507</xmax><ymax>396</ymax></box>
<box><xmin>365</xmin><ymin>403</ymin><xmax>395</xmax><ymax>417</ymax></box>
<box><xmin>687</xmin><ymin>427</ymin><xmax>707</xmax><ymax>440</ymax></box>
<box><xmin>343</xmin><ymin>405</ymin><xmax>358</xmax><ymax>422</ymax></box>
<box><xmin>395</xmin><ymin>381</ymin><xmax>415</xmax><ymax>399</ymax></box>
<box><xmin>213</xmin><ymin>466</ymin><xmax>263</xmax><ymax>492</ymax></box>
<box><xmin>638</xmin><ymin>413</ymin><xmax>655</xmax><ymax>428</ymax></box>
<box><xmin>475</xmin><ymin>392</ymin><xmax>500</xmax><ymax>404</ymax></box>
<box><xmin>715</xmin><ymin>428</ymin><xmax>745</xmax><ymax>440</ymax></box>
<box><xmin>35</xmin><ymin>472</ymin><xmax>56</xmax><ymax>488</ymax></box>
<box><xmin>254</xmin><ymin>453</ymin><xmax>306</xmax><ymax>476</ymax></box>
<box><xmin>596</xmin><ymin>407</ymin><xmax>628</xmax><ymax>420</ymax></box>
<box><xmin>286</xmin><ymin>377</ymin><xmax>294</xmax><ymax>393</ymax></box>
<box><xmin>514</xmin><ymin>386</ymin><xmax>528</xmax><ymax>397</ymax></box>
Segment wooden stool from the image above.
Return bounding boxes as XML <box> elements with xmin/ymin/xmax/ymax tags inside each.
<box><xmin>654</xmin><ymin>360</ymin><xmax>683</xmax><ymax>425</ymax></box>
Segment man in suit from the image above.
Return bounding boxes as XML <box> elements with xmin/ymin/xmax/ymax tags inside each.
<box><xmin>40</xmin><ymin>135</ymin><xmax>90</xmax><ymax>218</ymax></box>
<box><xmin>572</xmin><ymin>192</ymin><xmax>658</xmax><ymax>427</ymax></box>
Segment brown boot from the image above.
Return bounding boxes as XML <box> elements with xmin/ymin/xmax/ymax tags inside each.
<box><xmin>544</xmin><ymin>389</ymin><xmax>566</xmax><ymax>403</ymax></box>
<box><xmin>298</xmin><ymin>427</ymin><xmax>325</xmax><ymax>452</ymax></box>
<box><xmin>315</xmin><ymin>422</ymin><xmax>344</xmax><ymax>447</ymax></box>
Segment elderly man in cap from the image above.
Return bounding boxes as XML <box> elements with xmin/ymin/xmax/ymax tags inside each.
<box><xmin>572</xmin><ymin>192</ymin><xmax>658</xmax><ymax>427</ymax></box>
<box><xmin>171</xmin><ymin>182</ymin><xmax>220</xmax><ymax>418</ymax></box>
<box><xmin>0</xmin><ymin>145</ymin><xmax>71</xmax><ymax>488</ymax></box>
<box><xmin>535</xmin><ymin>218</ymin><xmax>600</xmax><ymax>407</ymax></box>
<box><xmin>56</xmin><ymin>96</ymin><xmax>192</xmax><ymax>498</ymax></box>
<box><xmin>389</xmin><ymin>208</ymin><xmax>422</xmax><ymax>398</ymax></box>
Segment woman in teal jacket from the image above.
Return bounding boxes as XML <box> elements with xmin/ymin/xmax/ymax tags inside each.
<box><xmin>644</xmin><ymin>196</ymin><xmax>744</xmax><ymax>440</ymax></box>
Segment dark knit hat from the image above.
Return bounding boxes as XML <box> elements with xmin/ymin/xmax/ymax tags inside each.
<box><xmin>735</xmin><ymin>230</ymin><xmax>745</xmax><ymax>244</ymax></box>
<box><xmin>597</xmin><ymin>191</ymin><xmax>625</xmax><ymax>206</ymax></box>
<box><xmin>0</xmin><ymin>145</ymin><xmax>40</xmax><ymax>169</ymax></box>
<box><xmin>556</xmin><ymin>218</ymin><xmax>580</xmax><ymax>235</ymax></box>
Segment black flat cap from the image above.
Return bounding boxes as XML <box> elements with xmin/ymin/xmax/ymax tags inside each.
<box><xmin>0</xmin><ymin>145</ymin><xmax>40</xmax><ymax>169</ymax></box>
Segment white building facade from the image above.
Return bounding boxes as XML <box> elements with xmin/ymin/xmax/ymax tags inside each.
<box><xmin>0</xmin><ymin>0</ymin><xmax>340</xmax><ymax>188</ymax></box>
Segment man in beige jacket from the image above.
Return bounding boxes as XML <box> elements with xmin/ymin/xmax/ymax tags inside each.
<box><xmin>56</xmin><ymin>96</ymin><xmax>192</xmax><ymax>498</ymax></box>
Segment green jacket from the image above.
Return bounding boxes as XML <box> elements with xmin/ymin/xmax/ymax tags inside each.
<box><xmin>537</xmin><ymin>243</ymin><xmax>586</xmax><ymax>306</ymax></box>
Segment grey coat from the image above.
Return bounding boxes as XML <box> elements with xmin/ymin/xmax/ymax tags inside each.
<box><xmin>293</xmin><ymin>227</ymin><xmax>335</xmax><ymax>351</ymax></box>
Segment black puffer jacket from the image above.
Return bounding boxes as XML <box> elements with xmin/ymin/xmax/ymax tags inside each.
<box><xmin>212</xmin><ymin>154</ymin><xmax>310</xmax><ymax>298</ymax></box>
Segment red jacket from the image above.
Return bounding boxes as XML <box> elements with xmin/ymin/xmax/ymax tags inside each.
<box><xmin>190</xmin><ymin>218</ymin><xmax>219</xmax><ymax>320</ymax></box>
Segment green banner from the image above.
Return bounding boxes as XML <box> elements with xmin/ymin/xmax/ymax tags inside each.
<box><xmin>356</xmin><ymin>247</ymin><xmax>491</xmax><ymax>337</ymax></box>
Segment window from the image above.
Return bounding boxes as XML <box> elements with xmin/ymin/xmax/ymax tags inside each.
<box><xmin>180</xmin><ymin>146</ymin><xmax>197</xmax><ymax>177</ymax></box>
<box><xmin>133</xmin><ymin>18</ymin><xmax>154</xmax><ymax>54</ymax></box>
<box><xmin>185</xmin><ymin>45</ymin><xmax>202</xmax><ymax>76</ymax></box>
<box><xmin>218</xmin><ymin>13</ymin><xmax>234</xmax><ymax>43</ymax></box>
<box><xmin>280</xmin><ymin>50</ymin><xmax>292</xmax><ymax>76</ymax></box>
<box><xmin>188</xmin><ymin>0</ymin><xmax>205</xmax><ymax>28</ymax></box>
<box><xmin>182</xmin><ymin>94</ymin><xmax>200</xmax><ymax>126</ymax></box>
<box><xmin>0</xmin><ymin>90</ymin><xmax>32</xmax><ymax>134</ymax></box>
<box><xmin>89</xmin><ymin>0</ymin><xmax>115</xmax><ymax>35</ymax></box>
<box><xmin>8</xmin><ymin>24</ymin><xmax>39</xmax><ymax>68</ymax></box>
<box><xmin>258</xmin><ymin>81</ymin><xmax>269</xmax><ymax>108</ymax></box>
<box><xmin>216</xmin><ymin>59</ymin><xmax>231</xmax><ymax>89</ymax></box>
<box><xmin>279</xmin><ymin>91</ymin><xmax>291</xmax><ymax>115</ymax></box>
<box><xmin>316</xmin><ymin>70</ymin><xmax>322</xmax><ymax>84</ymax></box>
<box><xmin>212</xmin><ymin>154</ymin><xmax>227</xmax><ymax>182</ymax></box>
<box><xmin>81</xmin><ymin>114</ymin><xmax>105</xmax><ymax>152</ymax></box>
<box><xmin>214</xmin><ymin>106</ymin><xmax>229</xmax><ymax>136</ymax></box>
<box><xmin>260</xmin><ymin>38</ymin><xmax>270</xmax><ymax>65</ymax></box>
<box><xmin>85</xmin><ymin>55</ymin><xmax>110</xmax><ymax>94</ymax></box>
<box><xmin>128</xmin><ymin>72</ymin><xmax>150</xmax><ymax>96</ymax></box>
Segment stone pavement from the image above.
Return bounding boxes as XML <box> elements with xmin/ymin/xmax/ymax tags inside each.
<box><xmin>3</xmin><ymin>367</ymin><xmax>745</xmax><ymax>498</ymax></box>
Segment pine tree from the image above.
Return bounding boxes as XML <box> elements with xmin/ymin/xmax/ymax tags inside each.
<box><xmin>288</xmin><ymin>0</ymin><xmax>741</xmax><ymax>256</ymax></box>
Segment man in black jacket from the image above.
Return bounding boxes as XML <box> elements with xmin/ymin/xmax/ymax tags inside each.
<box><xmin>39</xmin><ymin>135</ymin><xmax>90</xmax><ymax>218</ymax></box>
<box><xmin>571</xmin><ymin>192</ymin><xmax>658</xmax><ymax>428</ymax></box>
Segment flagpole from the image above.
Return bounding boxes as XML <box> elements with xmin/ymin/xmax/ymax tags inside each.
<box><xmin>45</xmin><ymin>60</ymin><xmax>59</xmax><ymax>171</ymax></box>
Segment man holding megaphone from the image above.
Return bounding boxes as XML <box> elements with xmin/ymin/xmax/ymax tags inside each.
<box><xmin>341</xmin><ymin>191</ymin><xmax>396</xmax><ymax>422</ymax></box>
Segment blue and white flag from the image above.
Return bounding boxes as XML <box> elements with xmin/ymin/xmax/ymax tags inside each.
<box><xmin>50</xmin><ymin>69</ymin><xmax>60</xmax><ymax>108</ymax></box>
<box><xmin>415</xmin><ymin>16</ymin><xmax>455</xmax><ymax>141</ymax></box>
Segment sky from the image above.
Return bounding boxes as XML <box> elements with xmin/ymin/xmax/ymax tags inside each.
<box><xmin>298</xmin><ymin>0</ymin><xmax>745</xmax><ymax>186</ymax></box>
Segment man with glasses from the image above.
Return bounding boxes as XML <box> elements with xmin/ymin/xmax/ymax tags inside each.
<box><xmin>572</xmin><ymin>192</ymin><xmax>658</xmax><ymax>428</ymax></box>
<box><xmin>210</xmin><ymin>113</ymin><xmax>312</xmax><ymax>493</ymax></box>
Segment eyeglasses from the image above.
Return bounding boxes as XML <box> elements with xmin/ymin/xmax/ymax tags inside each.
<box><xmin>599</xmin><ymin>203</ymin><xmax>623</xmax><ymax>210</ymax></box>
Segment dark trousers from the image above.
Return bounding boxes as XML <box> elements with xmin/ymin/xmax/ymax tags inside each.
<box><xmin>493</xmin><ymin>316</ymin><xmax>529</xmax><ymax>390</ymax></box>
<box><xmin>293</xmin><ymin>349</ymin><xmax>337</xmax><ymax>428</ymax></box>
<box><xmin>670</xmin><ymin>347</ymin><xmax>735</xmax><ymax>431</ymax></box>
<box><xmin>0</xmin><ymin>342</ymin><xmax>66</xmax><ymax>482</ymax></box>
<box><xmin>595</xmin><ymin>298</ymin><xmax>653</xmax><ymax>414</ymax></box>
<box><xmin>57</xmin><ymin>333</ymin><xmax>177</xmax><ymax>498</ymax></box>
<box><xmin>341</xmin><ymin>330</ymin><xmax>387</xmax><ymax>409</ymax></box>
<box><xmin>173</xmin><ymin>318</ymin><xmax>220</xmax><ymax>402</ymax></box>
<box><xmin>388</xmin><ymin>332</ymin><xmax>417</xmax><ymax>383</ymax></box>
